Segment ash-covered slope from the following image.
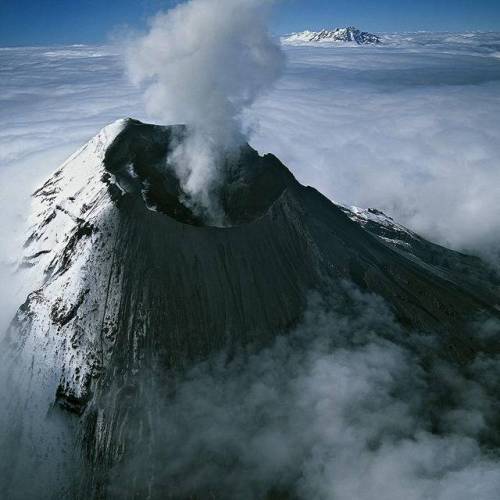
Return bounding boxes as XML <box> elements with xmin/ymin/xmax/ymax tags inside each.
<box><xmin>341</xmin><ymin>205</ymin><xmax>500</xmax><ymax>304</ymax></box>
<box><xmin>2</xmin><ymin>119</ymin><xmax>500</xmax><ymax>498</ymax></box>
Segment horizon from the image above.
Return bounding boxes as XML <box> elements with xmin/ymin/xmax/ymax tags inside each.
<box><xmin>2</xmin><ymin>27</ymin><xmax>500</xmax><ymax>49</ymax></box>
<box><xmin>1</xmin><ymin>0</ymin><xmax>500</xmax><ymax>46</ymax></box>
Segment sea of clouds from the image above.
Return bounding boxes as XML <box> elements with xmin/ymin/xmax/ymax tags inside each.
<box><xmin>249</xmin><ymin>31</ymin><xmax>500</xmax><ymax>261</ymax></box>
<box><xmin>2</xmin><ymin>29</ymin><xmax>500</xmax><ymax>341</ymax></box>
<box><xmin>1</xmin><ymin>32</ymin><xmax>500</xmax><ymax>272</ymax></box>
<box><xmin>2</xmin><ymin>26</ymin><xmax>500</xmax><ymax>500</ymax></box>
<box><xmin>107</xmin><ymin>286</ymin><xmax>500</xmax><ymax>499</ymax></box>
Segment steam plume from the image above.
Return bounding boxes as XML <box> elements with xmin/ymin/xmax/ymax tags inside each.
<box><xmin>126</xmin><ymin>0</ymin><xmax>284</xmax><ymax>221</ymax></box>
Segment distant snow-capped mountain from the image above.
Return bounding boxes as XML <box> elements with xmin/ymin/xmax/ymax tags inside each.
<box><xmin>282</xmin><ymin>27</ymin><xmax>381</xmax><ymax>45</ymax></box>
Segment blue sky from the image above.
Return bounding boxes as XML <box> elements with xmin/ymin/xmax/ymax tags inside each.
<box><xmin>1</xmin><ymin>0</ymin><xmax>500</xmax><ymax>46</ymax></box>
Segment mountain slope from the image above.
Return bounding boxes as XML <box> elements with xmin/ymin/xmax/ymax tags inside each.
<box><xmin>341</xmin><ymin>205</ymin><xmax>500</xmax><ymax>307</ymax></box>
<box><xmin>2</xmin><ymin>119</ymin><xmax>500</xmax><ymax>498</ymax></box>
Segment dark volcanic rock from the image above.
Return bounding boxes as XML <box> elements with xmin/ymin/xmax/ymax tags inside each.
<box><xmin>2</xmin><ymin>118</ymin><xmax>500</xmax><ymax>498</ymax></box>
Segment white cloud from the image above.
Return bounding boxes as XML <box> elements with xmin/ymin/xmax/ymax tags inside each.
<box><xmin>2</xmin><ymin>33</ymin><xmax>500</xmax><ymax>286</ymax></box>
<box><xmin>0</xmin><ymin>44</ymin><xmax>146</xmax><ymax>329</ymax></box>
<box><xmin>2</xmin><ymin>31</ymin><xmax>500</xmax><ymax>327</ymax></box>
<box><xmin>125</xmin><ymin>0</ymin><xmax>284</xmax><ymax>221</ymax></box>
<box><xmin>106</xmin><ymin>288</ymin><xmax>500</xmax><ymax>499</ymax></box>
<box><xmin>248</xmin><ymin>32</ymin><xmax>500</xmax><ymax>260</ymax></box>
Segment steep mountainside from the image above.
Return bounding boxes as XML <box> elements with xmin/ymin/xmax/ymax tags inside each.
<box><xmin>2</xmin><ymin>119</ymin><xmax>499</xmax><ymax>498</ymax></box>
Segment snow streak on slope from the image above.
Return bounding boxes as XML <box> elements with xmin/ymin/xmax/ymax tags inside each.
<box><xmin>0</xmin><ymin>121</ymin><xmax>128</xmax><ymax>497</ymax></box>
<box><xmin>11</xmin><ymin>119</ymin><xmax>126</xmax><ymax>406</ymax></box>
<box><xmin>0</xmin><ymin>45</ymin><xmax>144</xmax><ymax>332</ymax></box>
<box><xmin>341</xmin><ymin>206</ymin><xmax>413</xmax><ymax>249</ymax></box>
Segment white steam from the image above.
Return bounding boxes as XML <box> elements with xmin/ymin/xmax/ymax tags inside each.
<box><xmin>126</xmin><ymin>0</ymin><xmax>284</xmax><ymax>220</ymax></box>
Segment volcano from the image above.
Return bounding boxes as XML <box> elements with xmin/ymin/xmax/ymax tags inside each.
<box><xmin>2</xmin><ymin>119</ymin><xmax>500</xmax><ymax>499</ymax></box>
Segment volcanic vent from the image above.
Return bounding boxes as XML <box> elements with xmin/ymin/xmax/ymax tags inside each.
<box><xmin>103</xmin><ymin>120</ymin><xmax>295</xmax><ymax>227</ymax></box>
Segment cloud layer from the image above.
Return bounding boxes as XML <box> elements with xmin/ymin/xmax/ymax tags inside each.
<box><xmin>2</xmin><ymin>32</ymin><xmax>500</xmax><ymax>304</ymax></box>
<box><xmin>248</xmin><ymin>32</ymin><xmax>500</xmax><ymax>261</ymax></box>
<box><xmin>0</xmin><ymin>44</ymin><xmax>144</xmax><ymax>330</ymax></box>
<box><xmin>125</xmin><ymin>0</ymin><xmax>284</xmax><ymax>221</ymax></box>
<box><xmin>1</xmin><ymin>28</ymin><xmax>500</xmax><ymax>499</ymax></box>
<box><xmin>108</xmin><ymin>286</ymin><xmax>500</xmax><ymax>499</ymax></box>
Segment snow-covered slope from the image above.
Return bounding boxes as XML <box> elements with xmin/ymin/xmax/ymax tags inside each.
<box><xmin>340</xmin><ymin>205</ymin><xmax>500</xmax><ymax>304</ymax></box>
<box><xmin>341</xmin><ymin>206</ymin><xmax>416</xmax><ymax>249</ymax></box>
<box><xmin>8</xmin><ymin>119</ymin><xmax>127</xmax><ymax>410</ymax></box>
<box><xmin>0</xmin><ymin>120</ymin><xmax>129</xmax><ymax>495</ymax></box>
<box><xmin>282</xmin><ymin>27</ymin><xmax>381</xmax><ymax>46</ymax></box>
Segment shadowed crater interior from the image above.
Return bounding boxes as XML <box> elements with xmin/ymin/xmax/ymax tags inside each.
<box><xmin>103</xmin><ymin>119</ymin><xmax>296</xmax><ymax>226</ymax></box>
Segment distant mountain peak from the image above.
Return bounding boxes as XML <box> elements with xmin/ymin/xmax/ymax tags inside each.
<box><xmin>282</xmin><ymin>26</ymin><xmax>381</xmax><ymax>45</ymax></box>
